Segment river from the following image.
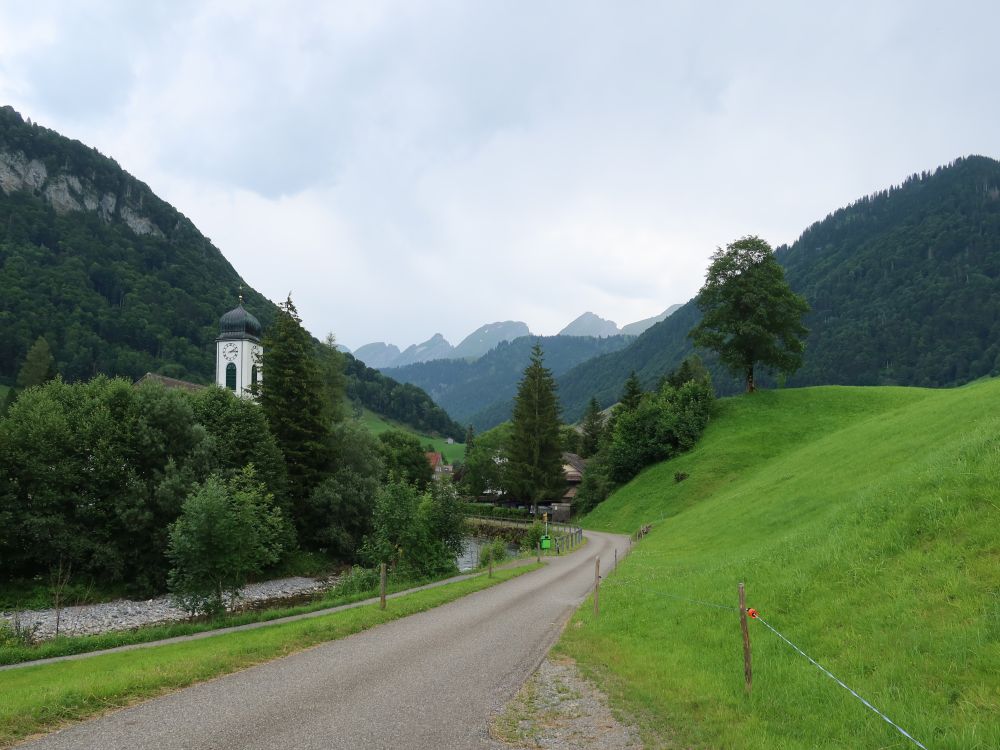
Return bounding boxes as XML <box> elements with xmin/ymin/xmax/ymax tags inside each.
<box><xmin>456</xmin><ymin>536</ymin><xmax>522</xmax><ymax>572</ymax></box>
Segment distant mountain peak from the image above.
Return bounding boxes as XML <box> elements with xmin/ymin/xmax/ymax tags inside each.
<box><xmin>452</xmin><ymin>321</ymin><xmax>531</xmax><ymax>360</ymax></box>
<box><xmin>352</xmin><ymin>342</ymin><xmax>401</xmax><ymax>369</ymax></box>
<box><xmin>620</xmin><ymin>304</ymin><xmax>682</xmax><ymax>337</ymax></box>
<box><xmin>392</xmin><ymin>333</ymin><xmax>454</xmax><ymax>368</ymax></box>
<box><xmin>559</xmin><ymin>312</ymin><xmax>620</xmax><ymax>338</ymax></box>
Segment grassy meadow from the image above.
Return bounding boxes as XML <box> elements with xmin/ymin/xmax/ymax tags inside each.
<box><xmin>0</xmin><ymin>564</ymin><xmax>538</xmax><ymax>747</ymax></box>
<box><xmin>358</xmin><ymin>408</ymin><xmax>466</xmax><ymax>463</ymax></box>
<box><xmin>562</xmin><ymin>382</ymin><xmax>999</xmax><ymax>749</ymax></box>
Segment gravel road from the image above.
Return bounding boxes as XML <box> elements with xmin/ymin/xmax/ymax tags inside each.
<box><xmin>18</xmin><ymin>530</ymin><xmax>630</xmax><ymax>750</ymax></box>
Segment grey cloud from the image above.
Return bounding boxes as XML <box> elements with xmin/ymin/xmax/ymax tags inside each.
<box><xmin>4</xmin><ymin>0</ymin><xmax>1000</xmax><ymax>349</ymax></box>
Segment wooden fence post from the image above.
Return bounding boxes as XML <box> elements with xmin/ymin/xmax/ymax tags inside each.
<box><xmin>739</xmin><ymin>582</ymin><xmax>752</xmax><ymax>693</ymax></box>
<box><xmin>488</xmin><ymin>546</ymin><xmax>493</xmax><ymax>578</ymax></box>
<box><xmin>594</xmin><ymin>557</ymin><xmax>601</xmax><ymax>618</ymax></box>
<box><xmin>614</xmin><ymin>548</ymin><xmax>618</xmax><ymax>569</ymax></box>
<box><xmin>537</xmin><ymin>541</ymin><xmax>541</xmax><ymax>563</ymax></box>
<box><xmin>380</xmin><ymin>563</ymin><xmax>387</xmax><ymax>610</ymax></box>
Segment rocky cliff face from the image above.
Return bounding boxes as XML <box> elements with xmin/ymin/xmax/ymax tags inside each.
<box><xmin>0</xmin><ymin>149</ymin><xmax>163</xmax><ymax>237</ymax></box>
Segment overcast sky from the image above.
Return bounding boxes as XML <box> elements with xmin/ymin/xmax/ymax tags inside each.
<box><xmin>2</xmin><ymin>1</ymin><xmax>998</xmax><ymax>350</ymax></box>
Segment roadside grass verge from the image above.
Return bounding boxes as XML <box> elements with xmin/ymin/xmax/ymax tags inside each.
<box><xmin>564</xmin><ymin>382</ymin><xmax>999</xmax><ymax>749</ymax></box>
<box><xmin>0</xmin><ymin>563</ymin><xmax>540</xmax><ymax>748</ymax></box>
<box><xmin>1</xmin><ymin>569</ymin><xmax>477</xmax><ymax>666</ymax></box>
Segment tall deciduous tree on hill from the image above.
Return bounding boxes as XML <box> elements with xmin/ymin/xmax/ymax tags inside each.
<box><xmin>258</xmin><ymin>295</ymin><xmax>333</xmax><ymax>535</ymax></box>
<box><xmin>506</xmin><ymin>343</ymin><xmax>563</xmax><ymax>515</ymax></box>
<box><xmin>690</xmin><ymin>236</ymin><xmax>810</xmax><ymax>392</ymax></box>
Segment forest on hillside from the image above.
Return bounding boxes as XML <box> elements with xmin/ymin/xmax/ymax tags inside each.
<box><xmin>0</xmin><ymin>107</ymin><xmax>461</xmax><ymax>438</ymax></box>
<box><xmin>548</xmin><ymin>156</ymin><xmax>1000</xmax><ymax>423</ymax></box>
<box><xmin>383</xmin><ymin>334</ymin><xmax>633</xmax><ymax>427</ymax></box>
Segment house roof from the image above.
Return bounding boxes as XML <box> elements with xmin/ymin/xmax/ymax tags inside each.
<box><xmin>426</xmin><ymin>451</ymin><xmax>443</xmax><ymax>469</ymax></box>
<box><xmin>562</xmin><ymin>452</ymin><xmax>587</xmax><ymax>483</ymax></box>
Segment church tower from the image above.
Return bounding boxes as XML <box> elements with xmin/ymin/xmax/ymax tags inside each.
<box><xmin>216</xmin><ymin>295</ymin><xmax>263</xmax><ymax>398</ymax></box>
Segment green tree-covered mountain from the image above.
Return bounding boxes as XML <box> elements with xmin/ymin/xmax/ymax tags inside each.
<box><xmin>0</xmin><ymin>106</ymin><xmax>274</xmax><ymax>382</ymax></box>
<box><xmin>382</xmin><ymin>333</ymin><xmax>633</xmax><ymax>428</ymax></box>
<box><xmin>527</xmin><ymin>156</ymin><xmax>1000</xmax><ymax>423</ymax></box>
<box><xmin>0</xmin><ymin>106</ymin><xmax>461</xmax><ymax>438</ymax></box>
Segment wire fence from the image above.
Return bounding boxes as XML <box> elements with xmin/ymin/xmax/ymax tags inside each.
<box><xmin>614</xmin><ymin>582</ymin><xmax>930</xmax><ymax>749</ymax></box>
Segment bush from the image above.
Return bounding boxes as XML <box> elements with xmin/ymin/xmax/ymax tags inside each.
<box><xmin>521</xmin><ymin>521</ymin><xmax>546</xmax><ymax>552</ymax></box>
<box><xmin>479</xmin><ymin>537</ymin><xmax>509</xmax><ymax>567</ymax></box>
<box><xmin>361</xmin><ymin>478</ymin><xmax>463</xmax><ymax>579</ymax></box>
<box><xmin>332</xmin><ymin>566</ymin><xmax>380</xmax><ymax>597</ymax></box>
<box><xmin>0</xmin><ymin>615</ymin><xmax>39</xmax><ymax>647</ymax></box>
<box><xmin>577</xmin><ymin>371</ymin><xmax>714</xmax><ymax>516</ymax></box>
<box><xmin>574</xmin><ymin>458</ymin><xmax>614</xmax><ymax>515</ymax></box>
<box><xmin>167</xmin><ymin>467</ymin><xmax>292</xmax><ymax>616</ymax></box>
<box><xmin>607</xmin><ymin>378</ymin><xmax>714</xmax><ymax>485</ymax></box>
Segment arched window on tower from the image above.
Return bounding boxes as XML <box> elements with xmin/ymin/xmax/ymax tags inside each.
<box><xmin>226</xmin><ymin>362</ymin><xmax>237</xmax><ymax>391</ymax></box>
<box><xmin>251</xmin><ymin>365</ymin><xmax>258</xmax><ymax>388</ymax></box>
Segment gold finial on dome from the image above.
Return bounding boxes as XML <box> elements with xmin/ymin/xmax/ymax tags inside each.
<box><xmin>238</xmin><ymin>285</ymin><xmax>244</xmax><ymax>305</ymax></box>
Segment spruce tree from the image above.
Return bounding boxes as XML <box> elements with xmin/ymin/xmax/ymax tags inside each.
<box><xmin>319</xmin><ymin>332</ymin><xmax>347</xmax><ymax>424</ymax></box>
<box><xmin>16</xmin><ymin>336</ymin><xmax>56</xmax><ymax>388</ymax></box>
<box><xmin>259</xmin><ymin>296</ymin><xmax>333</xmax><ymax>539</ymax></box>
<box><xmin>506</xmin><ymin>343</ymin><xmax>563</xmax><ymax>515</ymax></box>
<box><xmin>620</xmin><ymin>371</ymin><xmax>643</xmax><ymax>411</ymax></box>
<box><xmin>580</xmin><ymin>397</ymin><xmax>605</xmax><ymax>458</ymax></box>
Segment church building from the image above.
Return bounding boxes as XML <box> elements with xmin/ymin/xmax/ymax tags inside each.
<box><xmin>215</xmin><ymin>297</ymin><xmax>263</xmax><ymax>397</ymax></box>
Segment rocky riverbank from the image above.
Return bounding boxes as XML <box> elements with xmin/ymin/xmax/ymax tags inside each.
<box><xmin>1</xmin><ymin>575</ymin><xmax>338</xmax><ymax>641</ymax></box>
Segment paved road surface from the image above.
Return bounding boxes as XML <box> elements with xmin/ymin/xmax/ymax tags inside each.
<box><xmin>20</xmin><ymin>530</ymin><xmax>630</xmax><ymax>750</ymax></box>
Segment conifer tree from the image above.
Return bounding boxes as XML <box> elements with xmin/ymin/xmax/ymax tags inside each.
<box><xmin>620</xmin><ymin>371</ymin><xmax>643</xmax><ymax>412</ymax></box>
<box><xmin>580</xmin><ymin>397</ymin><xmax>605</xmax><ymax>458</ymax></box>
<box><xmin>320</xmin><ymin>332</ymin><xmax>347</xmax><ymax>424</ymax></box>
<box><xmin>506</xmin><ymin>343</ymin><xmax>563</xmax><ymax>515</ymax></box>
<box><xmin>258</xmin><ymin>295</ymin><xmax>333</xmax><ymax>538</ymax></box>
<box><xmin>16</xmin><ymin>336</ymin><xmax>56</xmax><ymax>388</ymax></box>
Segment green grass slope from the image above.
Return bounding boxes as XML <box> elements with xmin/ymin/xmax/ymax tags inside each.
<box><xmin>358</xmin><ymin>409</ymin><xmax>465</xmax><ymax>463</ymax></box>
<box><xmin>565</xmin><ymin>383</ymin><xmax>999</xmax><ymax>749</ymax></box>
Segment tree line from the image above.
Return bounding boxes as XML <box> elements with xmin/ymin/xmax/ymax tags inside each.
<box><xmin>0</xmin><ymin>297</ymin><xmax>463</xmax><ymax>614</ymax></box>
<box><xmin>458</xmin><ymin>345</ymin><xmax>716</xmax><ymax>517</ymax></box>
<box><xmin>0</xmin><ymin>105</ymin><xmax>462</xmax><ymax>441</ymax></box>
<box><xmin>554</xmin><ymin>156</ymin><xmax>1000</xmax><ymax>419</ymax></box>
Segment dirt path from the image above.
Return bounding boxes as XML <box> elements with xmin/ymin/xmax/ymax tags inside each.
<box><xmin>492</xmin><ymin>656</ymin><xmax>642</xmax><ymax>749</ymax></box>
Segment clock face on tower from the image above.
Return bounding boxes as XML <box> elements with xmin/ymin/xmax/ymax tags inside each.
<box><xmin>222</xmin><ymin>343</ymin><xmax>239</xmax><ymax>361</ymax></box>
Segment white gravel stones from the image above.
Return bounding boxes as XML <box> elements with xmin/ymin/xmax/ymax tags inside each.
<box><xmin>1</xmin><ymin>576</ymin><xmax>337</xmax><ymax>641</ymax></box>
<box><xmin>492</xmin><ymin>656</ymin><xmax>642</xmax><ymax>750</ymax></box>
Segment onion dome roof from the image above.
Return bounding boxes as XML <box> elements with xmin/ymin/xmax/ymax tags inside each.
<box><xmin>218</xmin><ymin>303</ymin><xmax>262</xmax><ymax>341</ymax></box>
